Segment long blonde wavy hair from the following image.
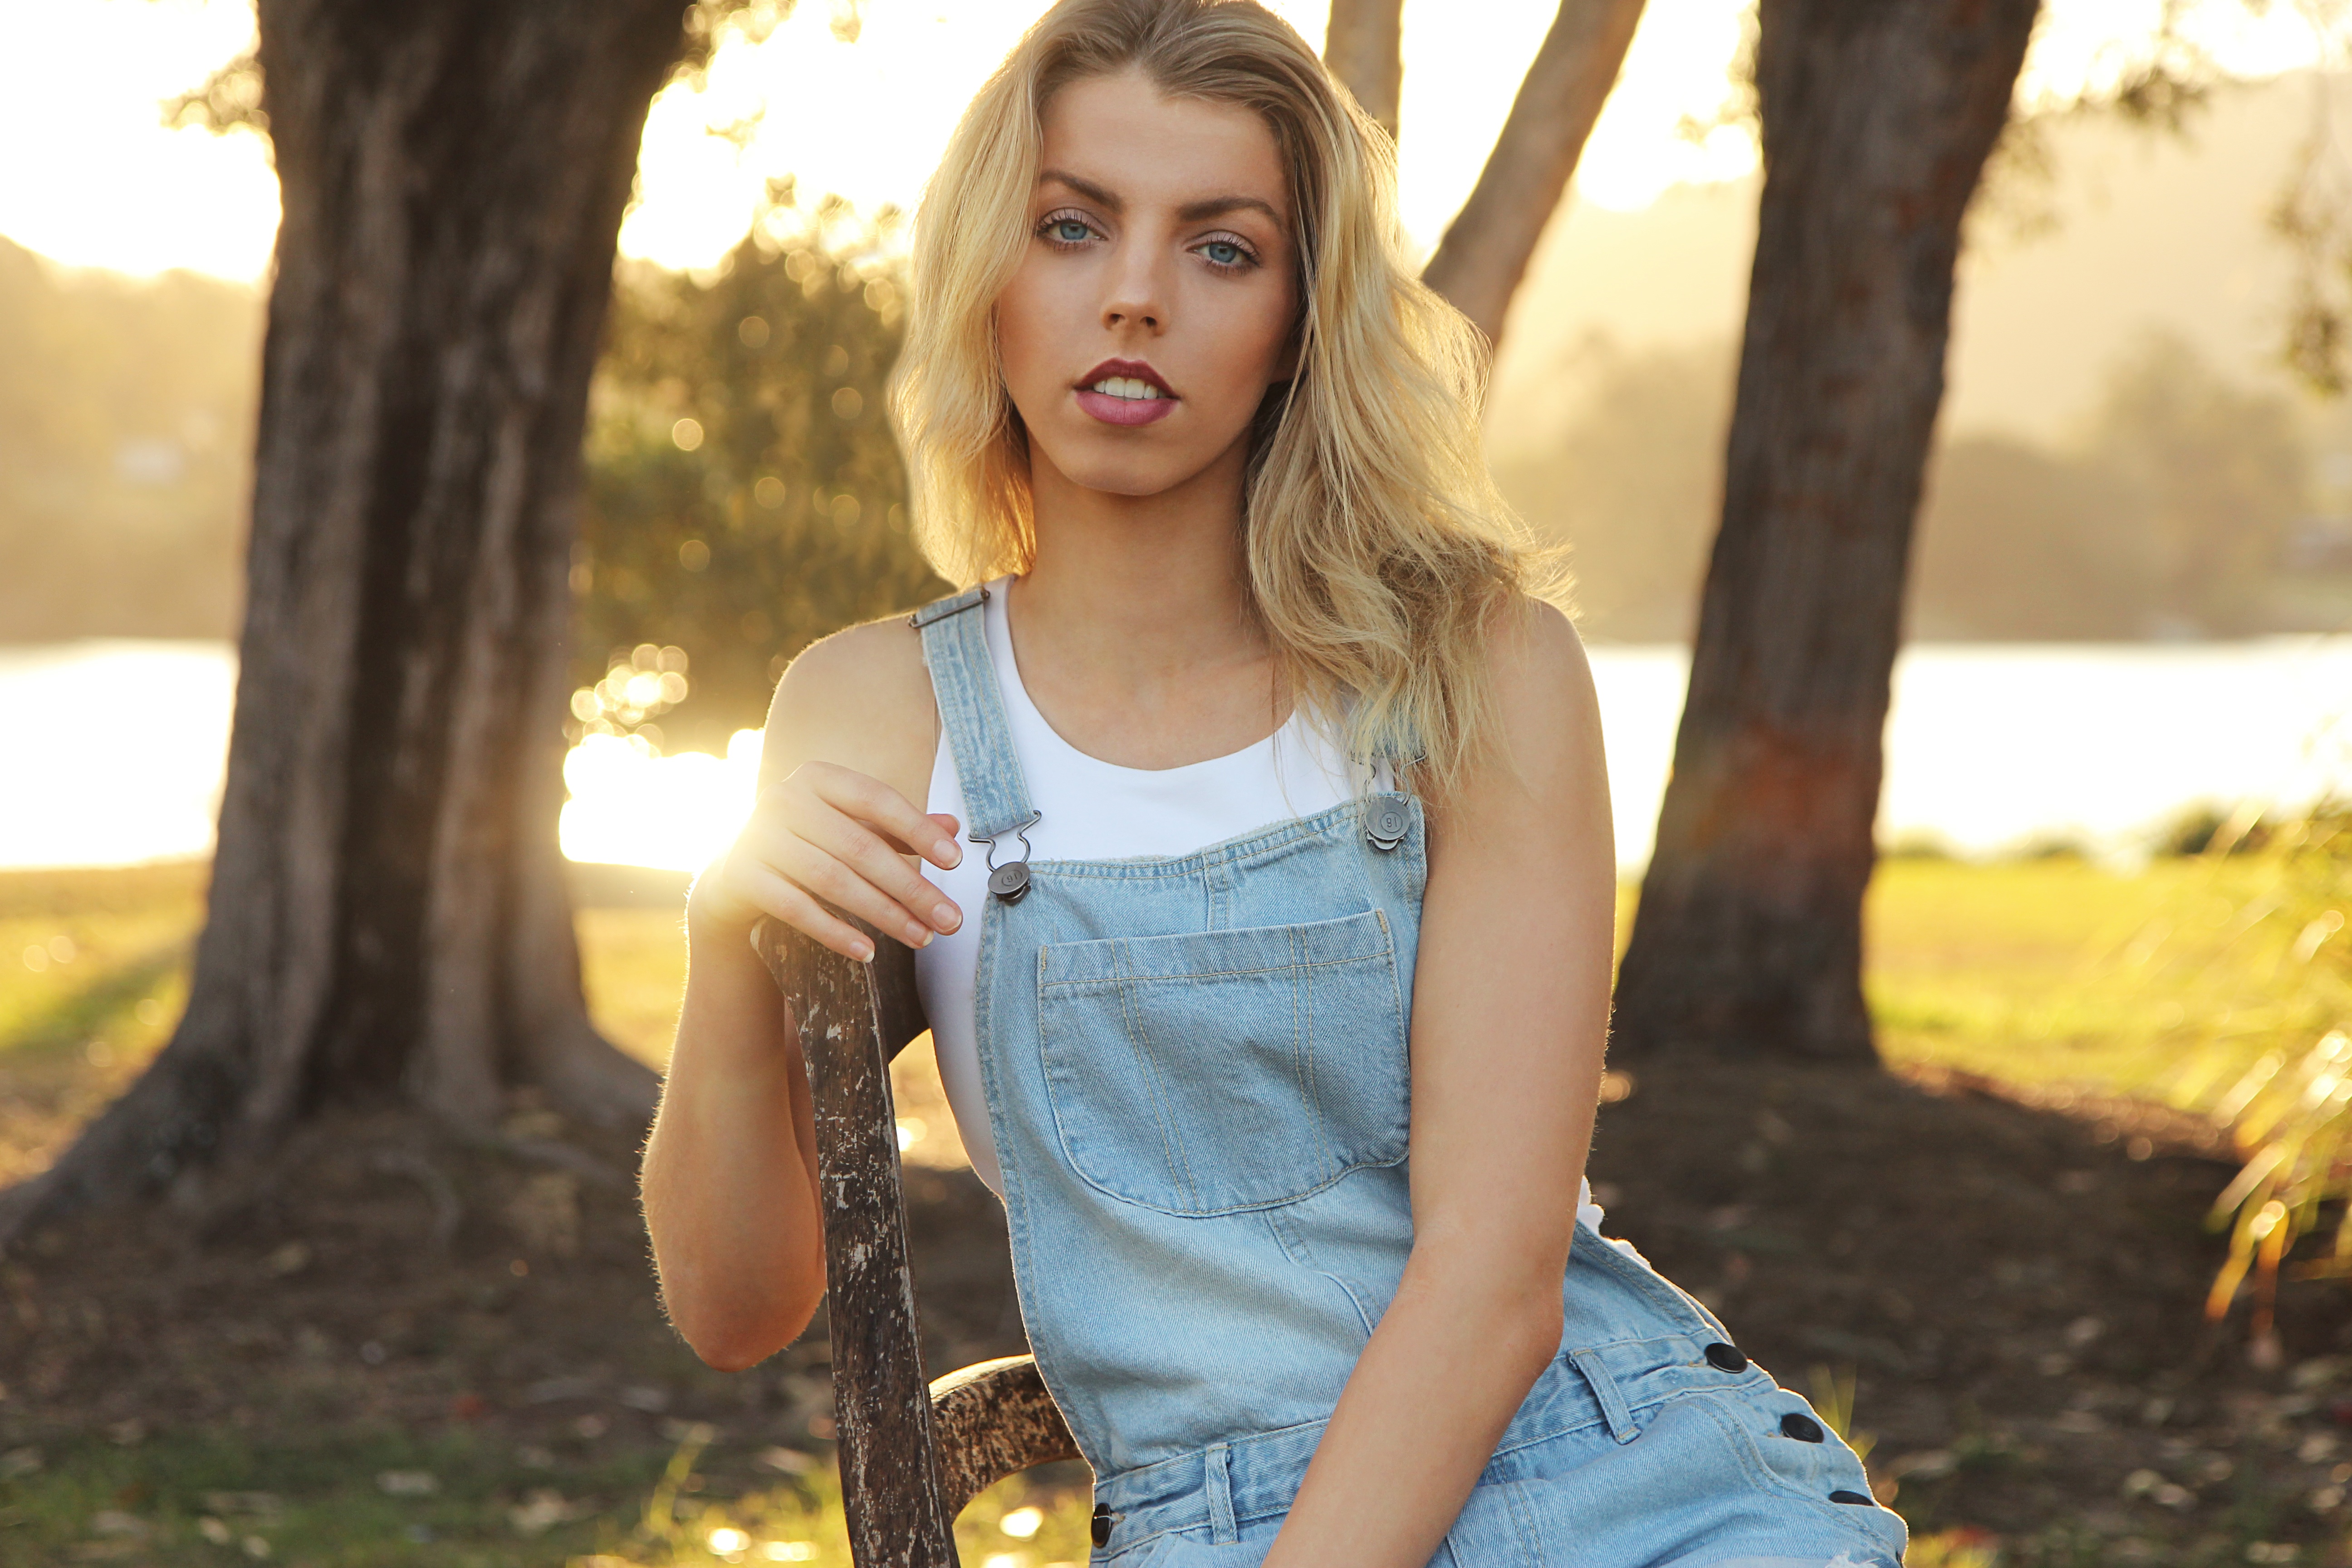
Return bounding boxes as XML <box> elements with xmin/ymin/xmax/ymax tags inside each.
<box><xmin>890</xmin><ymin>0</ymin><xmax>1551</xmax><ymax>796</ymax></box>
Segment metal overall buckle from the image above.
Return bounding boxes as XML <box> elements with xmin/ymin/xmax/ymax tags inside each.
<box><xmin>974</xmin><ymin>810</ymin><xmax>1042</xmax><ymax>903</ymax></box>
<box><xmin>1364</xmin><ymin>798</ymin><xmax>1410</xmax><ymax>852</ymax></box>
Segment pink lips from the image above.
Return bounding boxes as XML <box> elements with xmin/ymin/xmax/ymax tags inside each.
<box><xmin>1074</xmin><ymin>358</ymin><xmax>1177</xmax><ymax>427</ymax></box>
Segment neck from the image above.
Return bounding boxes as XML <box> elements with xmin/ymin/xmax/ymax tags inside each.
<box><xmin>1016</xmin><ymin>440</ymin><xmax>1265</xmax><ymax>686</ymax></box>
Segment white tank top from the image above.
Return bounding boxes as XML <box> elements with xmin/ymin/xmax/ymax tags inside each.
<box><xmin>912</xmin><ymin>578</ymin><xmax>1354</xmax><ymax>1193</ymax></box>
<box><xmin>909</xmin><ymin>578</ymin><xmax>1613</xmax><ymax>1247</ymax></box>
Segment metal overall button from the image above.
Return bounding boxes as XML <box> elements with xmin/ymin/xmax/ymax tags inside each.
<box><xmin>975</xmin><ymin>810</ymin><xmax>1041</xmax><ymax>905</ymax></box>
<box><xmin>1365</xmin><ymin>799</ymin><xmax>1409</xmax><ymax>851</ymax></box>
<box><xmin>1780</xmin><ymin>1411</ymin><xmax>1825</xmax><ymax>1443</ymax></box>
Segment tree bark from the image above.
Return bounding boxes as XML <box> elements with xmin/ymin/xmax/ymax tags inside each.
<box><xmin>1323</xmin><ymin>0</ymin><xmax>1403</xmax><ymax>142</ymax></box>
<box><xmin>1609</xmin><ymin>0</ymin><xmax>2040</xmax><ymax>1063</ymax></box>
<box><xmin>1419</xmin><ymin>0</ymin><xmax>1646</xmax><ymax>348</ymax></box>
<box><xmin>1</xmin><ymin>0</ymin><xmax>683</xmax><ymax>1239</ymax></box>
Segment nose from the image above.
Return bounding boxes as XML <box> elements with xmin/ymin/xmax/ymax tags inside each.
<box><xmin>1101</xmin><ymin>236</ymin><xmax>1166</xmax><ymax>336</ymax></box>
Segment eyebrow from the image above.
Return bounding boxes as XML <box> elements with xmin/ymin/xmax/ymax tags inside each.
<box><xmin>1036</xmin><ymin>168</ymin><xmax>1283</xmax><ymax>227</ymax></box>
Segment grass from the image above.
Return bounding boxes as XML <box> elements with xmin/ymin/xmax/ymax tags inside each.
<box><xmin>1862</xmin><ymin>853</ymin><xmax>2321</xmax><ymax>1097</ymax></box>
<box><xmin>0</xmin><ymin>849</ymin><xmax>2336</xmax><ymax>1564</ymax></box>
<box><xmin>0</xmin><ymin>1425</ymin><xmax>1091</xmax><ymax>1566</ymax></box>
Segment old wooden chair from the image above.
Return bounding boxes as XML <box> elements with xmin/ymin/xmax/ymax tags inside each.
<box><xmin>753</xmin><ymin>914</ymin><xmax>1082</xmax><ymax>1568</ymax></box>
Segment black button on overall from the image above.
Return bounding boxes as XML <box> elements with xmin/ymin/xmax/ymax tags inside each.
<box><xmin>1703</xmin><ymin>1342</ymin><xmax>1748</xmax><ymax>1372</ymax></box>
<box><xmin>1091</xmin><ymin>1502</ymin><xmax>1113</xmax><ymax>1546</ymax></box>
<box><xmin>1780</xmin><ymin>1412</ymin><xmax>1825</xmax><ymax>1443</ymax></box>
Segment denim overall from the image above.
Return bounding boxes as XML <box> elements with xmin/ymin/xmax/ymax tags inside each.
<box><xmin>913</xmin><ymin>586</ymin><xmax>1906</xmax><ymax>1568</ymax></box>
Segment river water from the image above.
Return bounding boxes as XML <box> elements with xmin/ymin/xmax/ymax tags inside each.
<box><xmin>3</xmin><ymin>637</ymin><xmax>2347</xmax><ymax>873</ymax></box>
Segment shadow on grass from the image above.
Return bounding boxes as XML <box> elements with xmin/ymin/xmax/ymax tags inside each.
<box><xmin>0</xmin><ymin>945</ymin><xmax>187</xmax><ymax>1065</ymax></box>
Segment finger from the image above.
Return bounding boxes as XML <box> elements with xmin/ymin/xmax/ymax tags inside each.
<box><xmin>786</xmin><ymin>804</ymin><xmax>964</xmax><ymax>936</ymax></box>
<box><xmin>809</xmin><ymin>764</ymin><xmax>963</xmax><ymax>870</ymax></box>
<box><xmin>768</xmin><ymin>832</ymin><xmax>941</xmax><ymax>950</ymax></box>
<box><xmin>733</xmin><ymin>860</ymin><xmax>877</xmax><ymax>962</ymax></box>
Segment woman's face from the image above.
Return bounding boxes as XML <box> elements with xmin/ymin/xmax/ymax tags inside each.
<box><xmin>996</xmin><ymin>68</ymin><xmax>1301</xmax><ymax>504</ymax></box>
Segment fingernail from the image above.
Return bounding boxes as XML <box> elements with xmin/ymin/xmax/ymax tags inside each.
<box><xmin>935</xmin><ymin>906</ymin><xmax>960</xmax><ymax>932</ymax></box>
<box><xmin>852</xmin><ymin>942</ymin><xmax>873</xmax><ymax>962</ymax></box>
<box><xmin>941</xmin><ymin>841</ymin><xmax>963</xmax><ymax>868</ymax></box>
<box><xmin>906</xmin><ymin>923</ymin><xmax>932</xmax><ymax>948</ymax></box>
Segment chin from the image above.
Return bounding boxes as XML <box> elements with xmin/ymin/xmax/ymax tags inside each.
<box><xmin>1041</xmin><ymin>441</ymin><xmax>1198</xmax><ymax>500</ymax></box>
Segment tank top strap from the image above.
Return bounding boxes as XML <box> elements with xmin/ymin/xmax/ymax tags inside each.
<box><xmin>909</xmin><ymin>584</ymin><xmax>1038</xmax><ymax>843</ymax></box>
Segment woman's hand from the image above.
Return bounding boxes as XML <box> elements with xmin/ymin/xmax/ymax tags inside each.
<box><xmin>689</xmin><ymin>760</ymin><xmax>966</xmax><ymax>963</ymax></box>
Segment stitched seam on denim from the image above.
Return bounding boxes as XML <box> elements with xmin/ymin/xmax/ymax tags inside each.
<box><xmin>1260</xmin><ymin>1205</ymin><xmax>1378</xmax><ymax>1338</ymax></box>
<box><xmin>1295</xmin><ymin>926</ymin><xmax>1335</xmax><ymax>1182</ymax></box>
<box><xmin>1037</xmin><ymin>910</ymin><xmax>1409</xmax><ymax>1213</ymax></box>
<box><xmin>1103</xmin><ymin>941</ymin><xmax>1200</xmax><ymax>1211</ymax></box>
<box><xmin>1485</xmin><ymin>1404</ymin><xmax>1608</xmax><ymax>1462</ymax></box>
<box><xmin>1499</xmin><ymin>1470</ymin><xmax>1544</xmax><ymax>1568</ymax></box>
<box><xmin>1205</xmin><ymin>1445</ymin><xmax>1236</xmax><ymax>1545</ymax></box>
<box><xmin>1040</xmin><ymin>950</ymin><xmax>1391</xmax><ymax>988</ymax></box>
<box><xmin>1013</xmin><ymin>802</ymin><xmax>1361</xmax><ymax>881</ymax></box>
<box><xmin>974</xmin><ymin>901</ymin><xmax>1106</xmax><ymax>1475</ymax></box>
<box><xmin>1055</xmin><ymin>1142</ymin><xmax>1406</xmax><ymax>1217</ymax></box>
<box><xmin>918</xmin><ymin>585</ymin><xmax>1034</xmax><ymax>840</ymax></box>
<box><xmin>1568</xmin><ymin>1346</ymin><xmax>1639</xmax><ymax>1442</ymax></box>
<box><xmin>1574</xmin><ymin>1215</ymin><xmax>1730</xmax><ymax>1332</ymax></box>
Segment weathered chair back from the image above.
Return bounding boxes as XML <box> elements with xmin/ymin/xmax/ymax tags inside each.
<box><xmin>753</xmin><ymin>916</ymin><xmax>1081</xmax><ymax>1568</ymax></box>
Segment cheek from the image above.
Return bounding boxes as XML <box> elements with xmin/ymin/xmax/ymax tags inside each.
<box><xmin>1206</xmin><ymin>276</ymin><xmax>1299</xmax><ymax>392</ymax></box>
<box><xmin>995</xmin><ymin>260</ymin><xmax>1066</xmax><ymax>389</ymax></box>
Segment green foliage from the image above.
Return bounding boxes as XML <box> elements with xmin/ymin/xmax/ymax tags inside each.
<box><xmin>2159</xmin><ymin>800</ymin><xmax>2352</xmax><ymax>1352</ymax></box>
<box><xmin>573</xmin><ymin>201</ymin><xmax>946</xmax><ymax>754</ymax></box>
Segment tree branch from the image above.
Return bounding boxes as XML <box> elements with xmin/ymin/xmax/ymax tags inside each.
<box><xmin>1420</xmin><ymin>0</ymin><xmax>1647</xmax><ymax>349</ymax></box>
<box><xmin>1324</xmin><ymin>0</ymin><xmax>1403</xmax><ymax>142</ymax></box>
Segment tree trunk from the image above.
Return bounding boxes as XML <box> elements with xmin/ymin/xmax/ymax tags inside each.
<box><xmin>1</xmin><ymin>0</ymin><xmax>683</xmax><ymax>1239</ymax></box>
<box><xmin>1323</xmin><ymin>0</ymin><xmax>1403</xmax><ymax>142</ymax></box>
<box><xmin>1608</xmin><ymin>0</ymin><xmax>2039</xmax><ymax>1063</ymax></box>
<box><xmin>1419</xmin><ymin>0</ymin><xmax>1646</xmax><ymax>348</ymax></box>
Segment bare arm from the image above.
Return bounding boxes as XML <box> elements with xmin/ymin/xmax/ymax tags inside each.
<box><xmin>639</xmin><ymin>617</ymin><xmax>961</xmax><ymax>1370</ymax></box>
<box><xmin>1265</xmin><ymin>599</ymin><xmax>1615</xmax><ymax>1567</ymax></box>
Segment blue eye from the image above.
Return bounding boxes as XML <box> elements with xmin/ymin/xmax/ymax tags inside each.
<box><xmin>1051</xmin><ymin>219</ymin><xmax>1091</xmax><ymax>244</ymax></box>
<box><xmin>1202</xmin><ymin>240</ymin><xmax>1247</xmax><ymax>268</ymax></box>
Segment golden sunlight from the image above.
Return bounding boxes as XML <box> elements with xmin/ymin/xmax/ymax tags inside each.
<box><xmin>4</xmin><ymin>0</ymin><xmax>2328</xmax><ymax>284</ymax></box>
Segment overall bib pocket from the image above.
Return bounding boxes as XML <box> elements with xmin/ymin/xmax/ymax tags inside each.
<box><xmin>1036</xmin><ymin>908</ymin><xmax>1410</xmax><ymax>1215</ymax></box>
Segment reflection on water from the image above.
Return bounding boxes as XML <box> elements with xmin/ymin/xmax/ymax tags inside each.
<box><xmin>0</xmin><ymin>641</ymin><xmax>237</xmax><ymax>870</ymax></box>
<box><xmin>3</xmin><ymin>637</ymin><xmax>2348</xmax><ymax>873</ymax></box>
<box><xmin>559</xmin><ymin>727</ymin><xmax>762</xmax><ymax>871</ymax></box>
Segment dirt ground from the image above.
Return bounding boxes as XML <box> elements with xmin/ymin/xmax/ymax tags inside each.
<box><xmin>0</xmin><ymin>1057</ymin><xmax>2342</xmax><ymax>1566</ymax></box>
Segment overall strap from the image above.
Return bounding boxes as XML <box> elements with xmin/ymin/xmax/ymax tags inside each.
<box><xmin>909</xmin><ymin>585</ymin><xmax>1039</xmax><ymax>845</ymax></box>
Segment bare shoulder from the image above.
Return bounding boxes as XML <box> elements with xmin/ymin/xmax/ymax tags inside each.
<box><xmin>1488</xmin><ymin>593</ymin><xmax>1599</xmax><ymax>725</ymax></box>
<box><xmin>760</xmin><ymin>613</ymin><xmax>939</xmax><ymax>805</ymax></box>
<box><xmin>1436</xmin><ymin>593</ymin><xmax>1604</xmax><ymax>829</ymax></box>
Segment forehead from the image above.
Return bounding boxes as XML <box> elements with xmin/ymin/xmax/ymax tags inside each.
<box><xmin>1036</xmin><ymin>69</ymin><xmax>1289</xmax><ymax>221</ymax></box>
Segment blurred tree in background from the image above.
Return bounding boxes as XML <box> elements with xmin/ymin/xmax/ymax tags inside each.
<box><xmin>570</xmin><ymin>192</ymin><xmax>945</xmax><ymax>756</ymax></box>
<box><xmin>0</xmin><ymin>238</ymin><xmax>258</xmax><ymax>641</ymax></box>
<box><xmin>1491</xmin><ymin>334</ymin><xmax>1735</xmax><ymax>642</ymax></box>
<box><xmin>1496</xmin><ymin>326</ymin><xmax>2328</xmax><ymax>644</ymax></box>
<box><xmin>2086</xmin><ymin>329</ymin><xmax>2311</xmax><ymax>637</ymax></box>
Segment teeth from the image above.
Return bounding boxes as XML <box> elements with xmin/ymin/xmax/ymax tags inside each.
<box><xmin>1088</xmin><ymin>377</ymin><xmax>1163</xmax><ymax>400</ymax></box>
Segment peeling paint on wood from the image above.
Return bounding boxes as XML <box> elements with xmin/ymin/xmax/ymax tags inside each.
<box><xmin>754</xmin><ymin>916</ymin><xmax>1080</xmax><ymax>1565</ymax></box>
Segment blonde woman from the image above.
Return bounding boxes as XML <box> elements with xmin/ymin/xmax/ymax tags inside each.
<box><xmin>642</xmin><ymin>2</ymin><xmax>1902</xmax><ymax>1563</ymax></box>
